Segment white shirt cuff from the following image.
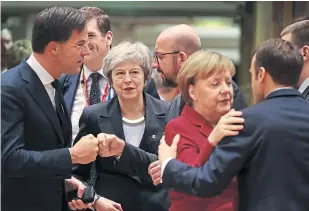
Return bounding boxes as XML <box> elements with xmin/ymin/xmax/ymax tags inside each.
<box><xmin>160</xmin><ymin>157</ymin><xmax>173</xmax><ymax>183</ymax></box>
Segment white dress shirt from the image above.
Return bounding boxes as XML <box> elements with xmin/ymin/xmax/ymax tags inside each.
<box><xmin>71</xmin><ymin>65</ymin><xmax>112</xmax><ymax>144</ymax></box>
<box><xmin>26</xmin><ymin>54</ymin><xmax>55</xmax><ymax>108</ymax></box>
<box><xmin>299</xmin><ymin>77</ymin><xmax>309</xmax><ymax>94</ymax></box>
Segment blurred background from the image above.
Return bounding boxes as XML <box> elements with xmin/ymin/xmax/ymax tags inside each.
<box><xmin>2</xmin><ymin>1</ymin><xmax>309</xmax><ymax>104</ymax></box>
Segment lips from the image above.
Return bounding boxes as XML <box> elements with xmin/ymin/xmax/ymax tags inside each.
<box><xmin>123</xmin><ymin>87</ymin><xmax>135</xmax><ymax>90</ymax></box>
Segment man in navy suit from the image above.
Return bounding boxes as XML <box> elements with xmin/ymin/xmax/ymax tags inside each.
<box><xmin>153</xmin><ymin>39</ymin><xmax>309</xmax><ymax>211</ymax></box>
<box><xmin>281</xmin><ymin>20</ymin><xmax>309</xmax><ymax>101</ymax></box>
<box><xmin>1</xmin><ymin>6</ymin><xmax>105</xmax><ymax>211</ymax></box>
<box><xmin>59</xmin><ymin>7</ymin><xmax>160</xmax><ymax>144</ymax></box>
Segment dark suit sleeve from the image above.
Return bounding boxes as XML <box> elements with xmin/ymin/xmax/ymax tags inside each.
<box><xmin>72</xmin><ymin>108</ymin><xmax>94</xmax><ymax>182</ymax></box>
<box><xmin>1</xmin><ymin>85</ymin><xmax>72</xmax><ymax>178</ymax></box>
<box><xmin>232</xmin><ymin>80</ymin><xmax>247</xmax><ymax>110</ymax></box>
<box><xmin>162</xmin><ymin>124</ymin><xmax>255</xmax><ymax>197</ymax></box>
<box><xmin>116</xmin><ymin>142</ymin><xmax>158</xmax><ymax>178</ymax></box>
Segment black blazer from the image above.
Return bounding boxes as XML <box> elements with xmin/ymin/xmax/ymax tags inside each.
<box><xmin>167</xmin><ymin>80</ymin><xmax>248</xmax><ymax>121</ymax></box>
<box><xmin>163</xmin><ymin>89</ymin><xmax>309</xmax><ymax>211</ymax></box>
<box><xmin>1</xmin><ymin>60</ymin><xmax>72</xmax><ymax>211</ymax></box>
<box><xmin>73</xmin><ymin>93</ymin><xmax>170</xmax><ymax>211</ymax></box>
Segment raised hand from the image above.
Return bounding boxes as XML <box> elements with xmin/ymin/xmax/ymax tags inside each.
<box><xmin>208</xmin><ymin>109</ymin><xmax>245</xmax><ymax>146</ymax></box>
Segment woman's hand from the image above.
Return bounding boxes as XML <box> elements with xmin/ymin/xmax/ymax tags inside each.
<box><xmin>208</xmin><ymin>109</ymin><xmax>244</xmax><ymax>146</ymax></box>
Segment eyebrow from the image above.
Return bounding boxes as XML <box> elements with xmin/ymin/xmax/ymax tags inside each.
<box><xmin>114</xmin><ymin>68</ymin><xmax>141</xmax><ymax>72</ymax></box>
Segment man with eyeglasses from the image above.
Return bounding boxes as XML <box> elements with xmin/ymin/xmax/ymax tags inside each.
<box><xmin>1</xmin><ymin>6</ymin><xmax>101</xmax><ymax>211</ymax></box>
<box><xmin>152</xmin><ymin>24</ymin><xmax>247</xmax><ymax>121</ymax></box>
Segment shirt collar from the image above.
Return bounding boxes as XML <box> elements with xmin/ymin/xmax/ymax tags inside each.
<box><xmin>81</xmin><ymin>65</ymin><xmax>106</xmax><ymax>81</ymax></box>
<box><xmin>299</xmin><ymin>77</ymin><xmax>309</xmax><ymax>94</ymax></box>
<box><xmin>26</xmin><ymin>54</ymin><xmax>54</xmax><ymax>85</ymax></box>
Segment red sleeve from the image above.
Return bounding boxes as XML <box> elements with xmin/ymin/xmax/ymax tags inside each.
<box><xmin>164</xmin><ymin>118</ymin><xmax>216</xmax><ymax>203</ymax></box>
<box><xmin>165</xmin><ymin>120</ymin><xmax>214</xmax><ymax>168</ymax></box>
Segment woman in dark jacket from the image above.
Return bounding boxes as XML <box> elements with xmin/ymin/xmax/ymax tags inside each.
<box><xmin>72</xmin><ymin>41</ymin><xmax>170</xmax><ymax>211</ymax></box>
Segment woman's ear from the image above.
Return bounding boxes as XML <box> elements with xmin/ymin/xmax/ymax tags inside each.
<box><xmin>188</xmin><ymin>84</ymin><xmax>197</xmax><ymax>101</ymax></box>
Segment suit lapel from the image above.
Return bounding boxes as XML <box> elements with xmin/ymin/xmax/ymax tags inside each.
<box><xmin>20</xmin><ymin>61</ymin><xmax>64</xmax><ymax>144</ymax></box>
<box><xmin>181</xmin><ymin>104</ymin><xmax>213</xmax><ymax>139</ymax></box>
<box><xmin>139</xmin><ymin>94</ymin><xmax>166</xmax><ymax>152</ymax></box>
<box><xmin>98</xmin><ymin>97</ymin><xmax>125</xmax><ymax>140</ymax></box>
<box><xmin>63</xmin><ymin>74</ymin><xmax>81</xmax><ymax>116</ymax></box>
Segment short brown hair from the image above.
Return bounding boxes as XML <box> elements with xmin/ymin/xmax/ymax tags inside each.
<box><xmin>281</xmin><ymin>20</ymin><xmax>309</xmax><ymax>47</ymax></box>
<box><xmin>177</xmin><ymin>50</ymin><xmax>235</xmax><ymax>104</ymax></box>
<box><xmin>254</xmin><ymin>38</ymin><xmax>303</xmax><ymax>87</ymax></box>
<box><xmin>80</xmin><ymin>6</ymin><xmax>111</xmax><ymax>35</ymax></box>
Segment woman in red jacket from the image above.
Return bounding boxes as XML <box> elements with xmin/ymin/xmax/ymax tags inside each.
<box><xmin>165</xmin><ymin>50</ymin><xmax>244</xmax><ymax>211</ymax></box>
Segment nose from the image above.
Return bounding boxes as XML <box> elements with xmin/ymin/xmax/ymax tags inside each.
<box><xmin>123</xmin><ymin>73</ymin><xmax>132</xmax><ymax>83</ymax></box>
<box><xmin>220</xmin><ymin>82</ymin><xmax>232</xmax><ymax>95</ymax></box>
<box><xmin>152</xmin><ymin>58</ymin><xmax>158</xmax><ymax>69</ymax></box>
<box><xmin>81</xmin><ymin>46</ymin><xmax>90</xmax><ymax>57</ymax></box>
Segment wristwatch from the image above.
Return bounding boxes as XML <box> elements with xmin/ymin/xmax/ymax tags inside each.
<box><xmin>90</xmin><ymin>194</ymin><xmax>101</xmax><ymax>211</ymax></box>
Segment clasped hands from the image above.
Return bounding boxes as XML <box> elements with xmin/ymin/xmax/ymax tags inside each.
<box><xmin>70</xmin><ymin>133</ymin><xmax>125</xmax><ymax>165</ymax></box>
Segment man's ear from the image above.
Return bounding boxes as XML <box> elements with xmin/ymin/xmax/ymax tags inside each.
<box><xmin>300</xmin><ymin>45</ymin><xmax>309</xmax><ymax>62</ymax></box>
<box><xmin>258</xmin><ymin>67</ymin><xmax>266</xmax><ymax>83</ymax></box>
<box><xmin>46</xmin><ymin>41</ymin><xmax>59</xmax><ymax>56</ymax></box>
<box><xmin>105</xmin><ymin>31</ymin><xmax>113</xmax><ymax>47</ymax></box>
<box><xmin>178</xmin><ymin>51</ymin><xmax>188</xmax><ymax>67</ymax></box>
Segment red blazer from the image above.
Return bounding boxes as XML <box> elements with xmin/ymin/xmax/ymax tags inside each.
<box><xmin>165</xmin><ymin>104</ymin><xmax>238</xmax><ymax>211</ymax></box>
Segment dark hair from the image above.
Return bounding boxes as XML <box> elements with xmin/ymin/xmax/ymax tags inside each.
<box><xmin>254</xmin><ymin>38</ymin><xmax>303</xmax><ymax>87</ymax></box>
<box><xmin>7</xmin><ymin>39</ymin><xmax>32</xmax><ymax>69</ymax></box>
<box><xmin>31</xmin><ymin>5</ymin><xmax>86</xmax><ymax>53</ymax></box>
<box><xmin>281</xmin><ymin>20</ymin><xmax>309</xmax><ymax>48</ymax></box>
<box><xmin>80</xmin><ymin>6</ymin><xmax>111</xmax><ymax>35</ymax></box>
<box><xmin>293</xmin><ymin>15</ymin><xmax>309</xmax><ymax>23</ymax></box>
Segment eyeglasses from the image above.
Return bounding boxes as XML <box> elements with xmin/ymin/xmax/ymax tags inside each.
<box><xmin>113</xmin><ymin>70</ymin><xmax>143</xmax><ymax>80</ymax></box>
<box><xmin>66</xmin><ymin>42</ymin><xmax>90</xmax><ymax>51</ymax></box>
<box><xmin>153</xmin><ymin>51</ymin><xmax>180</xmax><ymax>63</ymax></box>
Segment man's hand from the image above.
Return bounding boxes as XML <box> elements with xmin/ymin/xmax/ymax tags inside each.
<box><xmin>148</xmin><ymin>160</ymin><xmax>162</xmax><ymax>186</ymax></box>
<box><xmin>70</xmin><ymin>134</ymin><xmax>99</xmax><ymax>164</ymax></box>
<box><xmin>97</xmin><ymin>133</ymin><xmax>125</xmax><ymax>157</ymax></box>
<box><xmin>94</xmin><ymin>197</ymin><xmax>123</xmax><ymax>211</ymax></box>
<box><xmin>158</xmin><ymin>134</ymin><xmax>180</xmax><ymax>163</ymax></box>
<box><xmin>208</xmin><ymin>109</ymin><xmax>244</xmax><ymax>146</ymax></box>
<box><xmin>66</xmin><ymin>177</ymin><xmax>93</xmax><ymax>210</ymax></box>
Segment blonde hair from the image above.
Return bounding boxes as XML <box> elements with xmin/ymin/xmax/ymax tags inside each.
<box><xmin>177</xmin><ymin>50</ymin><xmax>235</xmax><ymax>104</ymax></box>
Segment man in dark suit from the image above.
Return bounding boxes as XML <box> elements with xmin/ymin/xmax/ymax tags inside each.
<box><xmin>152</xmin><ymin>39</ymin><xmax>309</xmax><ymax>211</ymax></box>
<box><xmin>281</xmin><ymin>20</ymin><xmax>309</xmax><ymax>101</ymax></box>
<box><xmin>59</xmin><ymin>7</ymin><xmax>160</xmax><ymax>144</ymax></box>
<box><xmin>152</xmin><ymin>24</ymin><xmax>247</xmax><ymax>121</ymax></box>
<box><xmin>1</xmin><ymin>6</ymin><xmax>101</xmax><ymax>211</ymax></box>
<box><xmin>155</xmin><ymin>39</ymin><xmax>309</xmax><ymax>211</ymax></box>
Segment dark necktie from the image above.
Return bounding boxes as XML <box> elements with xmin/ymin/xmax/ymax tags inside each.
<box><xmin>52</xmin><ymin>79</ymin><xmax>67</xmax><ymax>142</ymax></box>
<box><xmin>89</xmin><ymin>72</ymin><xmax>102</xmax><ymax>105</ymax></box>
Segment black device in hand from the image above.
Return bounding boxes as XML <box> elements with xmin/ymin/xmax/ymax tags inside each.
<box><xmin>67</xmin><ymin>184</ymin><xmax>95</xmax><ymax>203</ymax></box>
